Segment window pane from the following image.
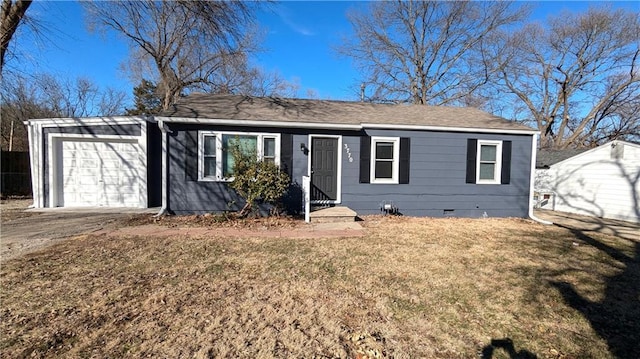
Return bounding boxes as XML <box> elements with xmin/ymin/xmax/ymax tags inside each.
<box><xmin>263</xmin><ymin>137</ymin><xmax>275</xmax><ymax>157</ymax></box>
<box><xmin>223</xmin><ymin>135</ymin><xmax>257</xmax><ymax>177</ymax></box>
<box><xmin>204</xmin><ymin>157</ymin><xmax>216</xmax><ymax>177</ymax></box>
<box><xmin>375</xmin><ymin>142</ymin><xmax>394</xmax><ymax>160</ymax></box>
<box><xmin>223</xmin><ymin>135</ymin><xmax>257</xmax><ymax>153</ymax></box>
<box><xmin>375</xmin><ymin>161</ymin><xmax>393</xmax><ymax>179</ymax></box>
<box><xmin>479</xmin><ymin>163</ymin><xmax>495</xmax><ymax>180</ymax></box>
<box><xmin>480</xmin><ymin>145</ymin><xmax>497</xmax><ymax>161</ymax></box>
<box><xmin>204</xmin><ymin>135</ymin><xmax>216</xmax><ymax>155</ymax></box>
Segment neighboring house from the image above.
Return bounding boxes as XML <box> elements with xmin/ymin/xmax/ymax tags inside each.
<box><xmin>535</xmin><ymin>141</ymin><xmax>640</xmax><ymax>223</ymax></box>
<box><xmin>25</xmin><ymin>94</ymin><xmax>539</xmax><ymax>218</ymax></box>
<box><xmin>535</xmin><ymin>148</ymin><xmax>588</xmax><ymax>209</ymax></box>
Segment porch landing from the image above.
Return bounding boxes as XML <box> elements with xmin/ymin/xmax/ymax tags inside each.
<box><xmin>310</xmin><ymin>206</ymin><xmax>357</xmax><ymax>223</ymax></box>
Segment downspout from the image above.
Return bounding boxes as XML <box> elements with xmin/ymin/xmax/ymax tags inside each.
<box><xmin>528</xmin><ymin>133</ymin><xmax>553</xmax><ymax>225</ymax></box>
<box><xmin>156</xmin><ymin>119</ymin><xmax>171</xmax><ymax>216</ymax></box>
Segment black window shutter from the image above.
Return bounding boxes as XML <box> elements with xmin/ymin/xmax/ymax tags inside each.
<box><xmin>359</xmin><ymin>136</ymin><xmax>371</xmax><ymax>183</ymax></box>
<box><xmin>280</xmin><ymin>133</ymin><xmax>293</xmax><ymax>176</ymax></box>
<box><xmin>399</xmin><ymin>137</ymin><xmax>410</xmax><ymax>184</ymax></box>
<box><xmin>466</xmin><ymin>139</ymin><xmax>477</xmax><ymax>184</ymax></box>
<box><xmin>185</xmin><ymin>130</ymin><xmax>198</xmax><ymax>181</ymax></box>
<box><xmin>501</xmin><ymin>140</ymin><xmax>512</xmax><ymax>184</ymax></box>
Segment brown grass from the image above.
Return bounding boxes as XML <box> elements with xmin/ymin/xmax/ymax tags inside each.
<box><xmin>1</xmin><ymin>216</ymin><xmax>638</xmax><ymax>358</ymax></box>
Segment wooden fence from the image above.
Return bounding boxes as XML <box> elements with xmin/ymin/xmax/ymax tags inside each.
<box><xmin>1</xmin><ymin>151</ymin><xmax>31</xmax><ymax>197</ymax></box>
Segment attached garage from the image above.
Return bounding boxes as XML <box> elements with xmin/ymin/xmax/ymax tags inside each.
<box><xmin>24</xmin><ymin>117</ymin><xmax>159</xmax><ymax>209</ymax></box>
<box><xmin>53</xmin><ymin>138</ymin><xmax>142</xmax><ymax>207</ymax></box>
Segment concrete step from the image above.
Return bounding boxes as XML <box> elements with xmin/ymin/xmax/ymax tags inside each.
<box><xmin>309</xmin><ymin>206</ymin><xmax>357</xmax><ymax>223</ymax></box>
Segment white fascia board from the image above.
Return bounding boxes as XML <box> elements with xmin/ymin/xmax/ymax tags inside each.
<box><xmin>154</xmin><ymin>116</ymin><xmax>363</xmax><ymax>130</ymax></box>
<box><xmin>361</xmin><ymin>123</ymin><xmax>539</xmax><ymax>135</ymax></box>
<box><xmin>23</xmin><ymin>116</ymin><xmax>151</xmax><ymax>127</ymax></box>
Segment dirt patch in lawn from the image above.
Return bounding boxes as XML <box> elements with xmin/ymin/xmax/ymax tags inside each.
<box><xmin>0</xmin><ymin>198</ymin><xmax>38</xmax><ymax>222</ymax></box>
<box><xmin>1</xmin><ymin>200</ymin><xmax>362</xmax><ymax>262</ymax></box>
<box><xmin>109</xmin><ymin>213</ymin><xmax>363</xmax><ymax>239</ymax></box>
<box><xmin>121</xmin><ymin>212</ymin><xmax>306</xmax><ymax>229</ymax></box>
<box><xmin>2</xmin><ymin>216</ymin><xmax>638</xmax><ymax>358</ymax></box>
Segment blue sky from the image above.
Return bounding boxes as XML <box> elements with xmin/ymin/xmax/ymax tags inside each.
<box><xmin>10</xmin><ymin>1</ymin><xmax>640</xmax><ymax>106</ymax></box>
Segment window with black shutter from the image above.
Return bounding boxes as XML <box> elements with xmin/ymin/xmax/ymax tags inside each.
<box><xmin>466</xmin><ymin>139</ymin><xmax>511</xmax><ymax>184</ymax></box>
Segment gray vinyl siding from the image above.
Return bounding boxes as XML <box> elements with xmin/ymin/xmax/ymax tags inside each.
<box><xmin>167</xmin><ymin>124</ymin><xmax>295</xmax><ymax>214</ymax></box>
<box><xmin>41</xmin><ymin>124</ymin><xmax>142</xmax><ymax>207</ymax></box>
<box><xmin>166</xmin><ymin>124</ymin><xmax>533</xmax><ymax>218</ymax></box>
<box><xmin>168</xmin><ymin>126</ymin><xmax>241</xmax><ymax>214</ymax></box>
<box><xmin>341</xmin><ymin>130</ymin><xmax>532</xmax><ymax>218</ymax></box>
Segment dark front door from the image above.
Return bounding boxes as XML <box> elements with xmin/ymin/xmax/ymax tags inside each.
<box><xmin>311</xmin><ymin>137</ymin><xmax>338</xmax><ymax>201</ymax></box>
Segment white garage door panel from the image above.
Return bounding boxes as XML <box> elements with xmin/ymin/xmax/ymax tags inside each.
<box><xmin>60</xmin><ymin>140</ymin><xmax>140</xmax><ymax>207</ymax></box>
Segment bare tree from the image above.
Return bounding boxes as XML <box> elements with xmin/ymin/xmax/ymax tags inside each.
<box><xmin>0</xmin><ymin>74</ymin><xmax>53</xmax><ymax>151</ymax></box>
<box><xmin>489</xmin><ymin>7</ymin><xmax>640</xmax><ymax>149</ymax></box>
<box><xmin>339</xmin><ymin>0</ymin><xmax>526</xmax><ymax>105</ymax></box>
<box><xmin>0</xmin><ymin>0</ymin><xmax>31</xmax><ymax>74</ymax></box>
<box><xmin>246</xmin><ymin>68</ymin><xmax>299</xmax><ymax>98</ymax></box>
<box><xmin>1</xmin><ymin>73</ymin><xmax>127</xmax><ymax>150</ymax></box>
<box><xmin>85</xmin><ymin>1</ymin><xmax>260</xmax><ymax>110</ymax></box>
<box><xmin>37</xmin><ymin>74</ymin><xmax>126</xmax><ymax>118</ymax></box>
<box><xmin>210</xmin><ymin>53</ymin><xmax>299</xmax><ymax>97</ymax></box>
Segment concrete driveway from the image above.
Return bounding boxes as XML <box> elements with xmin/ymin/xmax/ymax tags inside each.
<box><xmin>535</xmin><ymin>209</ymin><xmax>639</xmax><ymax>241</ymax></box>
<box><xmin>1</xmin><ymin>200</ymin><xmax>157</xmax><ymax>262</ymax></box>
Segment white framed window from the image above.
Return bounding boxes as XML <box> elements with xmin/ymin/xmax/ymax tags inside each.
<box><xmin>201</xmin><ymin>134</ymin><xmax>217</xmax><ymax>179</ymax></box>
<box><xmin>198</xmin><ymin>131</ymin><xmax>280</xmax><ymax>181</ymax></box>
<box><xmin>263</xmin><ymin>137</ymin><xmax>276</xmax><ymax>164</ymax></box>
<box><xmin>476</xmin><ymin>140</ymin><xmax>502</xmax><ymax>184</ymax></box>
<box><xmin>370</xmin><ymin>136</ymin><xmax>400</xmax><ymax>184</ymax></box>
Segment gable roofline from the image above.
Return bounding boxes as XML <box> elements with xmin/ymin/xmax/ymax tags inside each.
<box><xmin>155</xmin><ymin>116</ymin><xmax>538</xmax><ymax>135</ymax></box>
<box><xmin>547</xmin><ymin>140</ymin><xmax>639</xmax><ymax>168</ymax></box>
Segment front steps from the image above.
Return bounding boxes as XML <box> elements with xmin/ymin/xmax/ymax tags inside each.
<box><xmin>309</xmin><ymin>206</ymin><xmax>357</xmax><ymax>223</ymax></box>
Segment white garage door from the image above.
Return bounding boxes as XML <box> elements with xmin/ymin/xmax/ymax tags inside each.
<box><xmin>59</xmin><ymin>139</ymin><xmax>140</xmax><ymax>207</ymax></box>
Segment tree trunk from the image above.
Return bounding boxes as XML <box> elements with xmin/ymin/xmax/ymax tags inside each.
<box><xmin>238</xmin><ymin>201</ymin><xmax>252</xmax><ymax>218</ymax></box>
<box><xmin>8</xmin><ymin>118</ymin><xmax>14</xmax><ymax>151</ymax></box>
<box><xmin>0</xmin><ymin>0</ymin><xmax>31</xmax><ymax>72</ymax></box>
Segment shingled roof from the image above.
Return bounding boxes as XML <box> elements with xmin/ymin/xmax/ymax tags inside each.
<box><xmin>161</xmin><ymin>94</ymin><xmax>535</xmax><ymax>132</ymax></box>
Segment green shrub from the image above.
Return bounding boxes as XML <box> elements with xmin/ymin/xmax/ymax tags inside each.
<box><xmin>226</xmin><ymin>139</ymin><xmax>290</xmax><ymax>217</ymax></box>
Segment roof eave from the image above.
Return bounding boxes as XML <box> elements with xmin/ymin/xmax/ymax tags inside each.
<box><xmin>156</xmin><ymin>117</ymin><xmax>538</xmax><ymax>135</ymax></box>
<box><xmin>154</xmin><ymin>116</ymin><xmax>362</xmax><ymax>130</ymax></box>
<box><xmin>361</xmin><ymin>123</ymin><xmax>538</xmax><ymax>135</ymax></box>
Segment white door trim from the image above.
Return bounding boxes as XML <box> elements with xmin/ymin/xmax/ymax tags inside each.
<box><xmin>307</xmin><ymin>134</ymin><xmax>342</xmax><ymax>204</ymax></box>
<box><xmin>47</xmin><ymin>133</ymin><xmax>148</xmax><ymax>208</ymax></box>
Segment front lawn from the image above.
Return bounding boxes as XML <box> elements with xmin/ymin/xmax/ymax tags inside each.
<box><xmin>1</xmin><ymin>217</ymin><xmax>638</xmax><ymax>358</ymax></box>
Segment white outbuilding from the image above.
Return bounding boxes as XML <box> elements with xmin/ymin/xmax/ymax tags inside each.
<box><xmin>535</xmin><ymin>140</ymin><xmax>640</xmax><ymax>224</ymax></box>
